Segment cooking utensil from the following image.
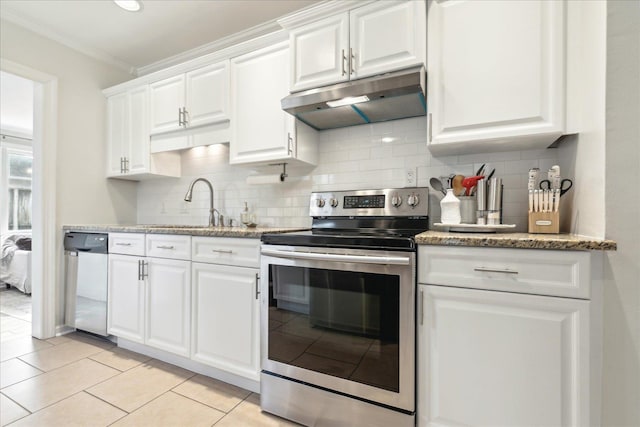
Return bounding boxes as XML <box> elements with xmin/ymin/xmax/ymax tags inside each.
<box><xmin>429</xmin><ymin>177</ymin><xmax>447</xmax><ymax>196</ymax></box>
<box><xmin>452</xmin><ymin>175</ymin><xmax>465</xmax><ymax>196</ymax></box>
<box><xmin>475</xmin><ymin>164</ymin><xmax>486</xmax><ymax>177</ymax></box>
<box><xmin>486</xmin><ymin>168</ymin><xmax>496</xmax><ymax>182</ymax></box>
<box><xmin>462</xmin><ymin>175</ymin><xmax>484</xmax><ymax>196</ymax></box>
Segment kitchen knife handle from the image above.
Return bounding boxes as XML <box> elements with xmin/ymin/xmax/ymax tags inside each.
<box><xmin>474</xmin><ymin>267</ymin><xmax>519</xmax><ymax>275</ymax></box>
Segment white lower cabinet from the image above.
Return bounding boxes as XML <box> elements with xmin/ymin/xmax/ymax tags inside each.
<box><xmin>107</xmin><ymin>254</ymin><xmax>145</xmax><ymax>343</ymax></box>
<box><xmin>191</xmin><ymin>262</ymin><xmax>260</xmax><ymax>381</ymax></box>
<box><xmin>145</xmin><ymin>257</ymin><xmax>191</xmax><ymax>357</ymax></box>
<box><xmin>417</xmin><ymin>246</ymin><xmax>595</xmax><ymax>426</ymax></box>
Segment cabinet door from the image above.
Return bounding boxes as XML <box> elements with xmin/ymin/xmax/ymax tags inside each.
<box><xmin>107</xmin><ymin>254</ymin><xmax>144</xmax><ymax>342</ymax></box>
<box><xmin>145</xmin><ymin>258</ymin><xmax>191</xmax><ymax>357</ymax></box>
<box><xmin>106</xmin><ymin>92</ymin><xmax>128</xmax><ymax>176</ymax></box>
<box><xmin>191</xmin><ymin>263</ymin><xmax>260</xmax><ymax>381</ymax></box>
<box><xmin>417</xmin><ymin>284</ymin><xmax>590</xmax><ymax>427</ymax></box>
<box><xmin>230</xmin><ymin>42</ymin><xmax>295</xmax><ymax>165</ymax></box>
<box><xmin>427</xmin><ymin>0</ymin><xmax>565</xmax><ymax>152</ymax></box>
<box><xmin>185</xmin><ymin>62</ymin><xmax>230</xmax><ymax>128</ymax></box>
<box><xmin>127</xmin><ymin>85</ymin><xmax>150</xmax><ymax>174</ymax></box>
<box><xmin>350</xmin><ymin>0</ymin><xmax>426</xmax><ymax>79</ymax></box>
<box><xmin>149</xmin><ymin>74</ymin><xmax>185</xmax><ymax>135</ymax></box>
<box><xmin>290</xmin><ymin>13</ymin><xmax>349</xmax><ymax>92</ymax></box>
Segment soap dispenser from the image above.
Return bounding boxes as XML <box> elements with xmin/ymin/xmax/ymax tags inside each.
<box><xmin>241</xmin><ymin>202</ymin><xmax>256</xmax><ymax>227</ymax></box>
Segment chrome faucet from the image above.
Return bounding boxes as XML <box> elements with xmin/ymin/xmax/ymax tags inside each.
<box><xmin>184</xmin><ymin>178</ymin><xmax>220</xmax><ymax>227</ymax></box>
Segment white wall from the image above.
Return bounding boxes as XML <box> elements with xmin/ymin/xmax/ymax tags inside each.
<box><xmin>137</xmin><ymin>116</ymin><xmax>560</xmax><ymax>231</ymax></box>
<box><xmin>0</xmin><ymin>70</ymin><xmax>34</xmax><ymax>138</ymax></box>
<box><xmin>0</xmin><ymin>19</ymin><xmax>137</xmax><ymax>226</ymax></box>
<box><xmin>601</xmin><ymin>2</ymin><xmax>640</xmax><ymax>426</ymax></box>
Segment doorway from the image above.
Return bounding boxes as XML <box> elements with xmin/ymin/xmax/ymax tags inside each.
<box><xmin>0</xmin><ymin>59</ymin><xmax>58</xmax><ymax>339</ymax></box>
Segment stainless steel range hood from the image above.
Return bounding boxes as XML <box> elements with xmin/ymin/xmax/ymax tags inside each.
<box><xmin>281</xmin><ymin>66</ymin><xmax>426</xmax><ymax>131</ymax></box>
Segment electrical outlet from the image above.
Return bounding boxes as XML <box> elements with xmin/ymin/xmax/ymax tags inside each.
<box><xmin>405</xmin><ymin>167</ymin><xmax>417</xmax><ymax>187</ymax></box>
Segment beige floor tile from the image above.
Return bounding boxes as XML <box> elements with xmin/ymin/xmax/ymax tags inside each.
<box><xmin>45</xmin><ymin>335</ymin><xmax>71</xmax><ymax>346</ymax></box>
<box><xmin>87</xmin><ymin>359</ymin><xmax>194</xmax><ymax>412</ymax></box>
<box><xmin>0</xmin><ymin>336</ymin><xmax>53</xmax><ymax>362</ymax></box>
<box><xmin>89</xmin><ymin>347</ymin><xmax>151</xmax><ymax>372</ymax></box>
<box><xmin>112</xmin><ymin>391</ymin><xmax>224</xmax><ymax>427</ymax></box>
<box><xmin>2</xmin><ymin>358</ymin><xmax>119</xmax><ymax>412</ymax></box>
<box><xmin>214</xmin><ymin>393</ymin><xmax>300</xmax><ymax>427</ymax></box>
<box><xmin>18</xmin><ymin>338</ymin><xmax>113</xmax><ymax>372</ymax></box>
<box><xmin>0</xmin><ymin>358</ymin><xmax>43</xmax><ymax>388</ymax></box>
<box><xmin>173</xmin><ymin>374</ymin><xmax>251</xmax><ymax>413</ymax></box>
<box><xmin>64</xmin><ymin>332</ymin><xmax>115</xmax><ymax>350</ymax></box>
<box><xmin>0</xmin><ymin>393</ymin><xmax>30</xmax><ymax>426</ymax></box>
<box><xmin>8</xmin><ymin>391</ymin><xmax>126</xmax><ymax>427</ymax></box>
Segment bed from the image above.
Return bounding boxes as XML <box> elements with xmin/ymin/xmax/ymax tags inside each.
<box><xmin>1</xmin><ymin>232</ymin><xmax>32</xmax><ymax>294</ymax></box>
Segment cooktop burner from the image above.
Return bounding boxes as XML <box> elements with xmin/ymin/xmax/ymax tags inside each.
<box><xmin>262</xmin><ymin>187</ymin><xmax>429</xmax><ymax>251</ymax></box>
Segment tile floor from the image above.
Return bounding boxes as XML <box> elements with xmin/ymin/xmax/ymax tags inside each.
<box><xmin>0</xmin><ymin>287</ymin><xmax>299</xmax><ymax>426</ymax></box>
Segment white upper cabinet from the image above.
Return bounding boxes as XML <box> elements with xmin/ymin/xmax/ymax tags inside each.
<box><xmin>350</xmin><ymin>0</ymin><xmax>426</xmax><ymax>79</ymax></box>
<box><xmin>230</xmin><ymin>41</ymin><xmax>318</xmax><ymax>166</ymax></box>
<box><xmin>289</xmin><ymin>0</ymin><xmax>426</xmax><ymax>92</ymax></box>
<box><xmin>290</xmin><ymin>14</ymin><xmax>350</xmax><ymax>92</ymax></box>
<box><xmin>427</xmin><ymin>0</ymin><xmax>567</xmax><ymax>154</ymax></box>
<box><xmin>149</xmin><ymin>61</ymin><xmax>230</xmax><ymax>135</ymax></box>
<box><xmin>106</xmin><ymin>86</ymin><xmax>180</xmax><ymax>180</ymax></box>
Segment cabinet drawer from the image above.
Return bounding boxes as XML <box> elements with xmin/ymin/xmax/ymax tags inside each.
<box><xmin>109</xmin><ymin>233</ymin><xmax>146</xmax><ymax>256</ymax></box>
<box><xmin>146</xmin><ymin>234</ymin><xmax>191</xmax><ymax>260</ymax></box>
<box><xmin>418</xmin><ymin>246</ymin><xmax>591</xmax><ymax>299</ymax></box>
<box><xmin>192</xmin><ymin>237</ymin><xmax>260</xmax><ymax>268</ymax></box>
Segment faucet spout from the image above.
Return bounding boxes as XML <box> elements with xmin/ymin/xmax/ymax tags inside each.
<box><xmin>184</xmin><ymin>178</ymin><xmax>216</xmax><ymax>227</ymax></box>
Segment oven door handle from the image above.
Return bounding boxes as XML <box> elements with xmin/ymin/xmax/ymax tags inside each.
<box><xmin>261</xmin><ymin>248</ymin><xmax>411</xmax><ymax>265</ymax></box>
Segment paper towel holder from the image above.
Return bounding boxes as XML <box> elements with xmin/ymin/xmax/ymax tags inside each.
<box><xmin>268</xmin><ymin>162</ymin><xmax>288</xmax><ymax>182</ymax></box>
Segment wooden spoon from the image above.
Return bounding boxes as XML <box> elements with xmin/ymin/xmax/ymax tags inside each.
<box><xmin>452</xmin><ymin>175</ymin><xmax>465</xmax><ymax>196</ymax></box>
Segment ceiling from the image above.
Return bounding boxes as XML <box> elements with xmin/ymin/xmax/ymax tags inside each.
<box><xmin>0</xmin><ymin>0</ymin><xmax>319</xmax><ymax>75</ymax></box>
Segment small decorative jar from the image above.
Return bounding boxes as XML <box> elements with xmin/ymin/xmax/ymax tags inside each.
<box><xmin>440</xmin><ymin>189</ymin><xmax>461</xmax><ymax>224</ymax></box>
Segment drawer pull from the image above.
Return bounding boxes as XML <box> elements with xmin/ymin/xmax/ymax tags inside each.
<box><xmin>156</xmin><ymin>245</ymin><xmax>175</xmax><ymax>250</ymax></box>
<box><xmin>115</xmin><ymin>243</ymin><xmax>132</xmax><ymax>246</ymax></box>
<box><xmin>211</xmin><ymin>249</ymin><xmax>233</xmax><ymax>254</ymax></box>
<box><xmin>474</xmin><ymin>267</ymin><xmax>519</xmax><ymax>275</ymax></box>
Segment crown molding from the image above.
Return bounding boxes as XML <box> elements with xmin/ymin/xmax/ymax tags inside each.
<box><xmin>136</xmin><ymin>19</ymin><xmax>285</xmax><ymax>76</ymax></box>
<box><xmin>0</xmin><ymin>12</ymin><xmax>136</xmax><ymax>76</ymax></box>
<box><xmin>102</xmin><ymin>30</ymin><xmax>289</xmax><ymax>96</ymax></box>
<box><xmin>277</xmin><ymin>0</ymin><xmax>375</xmax><ymax>29</ymax></box>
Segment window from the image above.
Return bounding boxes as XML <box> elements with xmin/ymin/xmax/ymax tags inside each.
<box><xmin>1</xmin><ymin>137</ymin><xmax>33</xmax><ymax>232</ymax></box>
<box><xmin>7</xmin><ymin>151</ymin><xmax>33</xmax><ymax>230</ymax></box>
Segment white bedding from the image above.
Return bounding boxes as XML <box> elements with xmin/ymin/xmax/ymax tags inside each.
<box><xmin>1</xmin><ymin>232</ymin><xmax>32</xmax><ymax>294</ymax></box>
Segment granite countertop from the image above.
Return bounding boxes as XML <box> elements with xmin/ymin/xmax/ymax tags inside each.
<box><xmin>415</xmin><ymin>231</ymin><xmax>617</xmax><ymax>251</ymax></box>
<box><xmin>62</xmin><ymin>224</ymin><xmax>309</xmax><ymax>239</ymax></box>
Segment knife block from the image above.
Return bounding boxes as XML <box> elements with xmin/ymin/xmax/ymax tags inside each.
<box><xmin>528</xmin><ymin>211</ymin><xmax>560</xmax><ymax>234</ymax></box>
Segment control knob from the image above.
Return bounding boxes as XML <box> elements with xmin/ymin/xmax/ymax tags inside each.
<box><xmin>316</xmin><ymin>198</ymin><xmax>326</xmax><ymax>208</ymax></box>
<box><xmin>329</xmin><ymin>198</ymin><xmax>339</xmax><ymax>208</ymax></box>
<box><xmin>407</xmin><ymin>193</ymin><xmax>420</xmax><ymax>208</ymax></box>
<box><xmin>391</xmin><ymin>193</ymin><xmax>402</xmax><ymax>207</ymax></box>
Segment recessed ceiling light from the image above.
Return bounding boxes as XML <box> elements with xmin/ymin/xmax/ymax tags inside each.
<box><xmin>114</xmin><ymin>0</ymin><xmax>143</xmax><ymax>12</ymax></box>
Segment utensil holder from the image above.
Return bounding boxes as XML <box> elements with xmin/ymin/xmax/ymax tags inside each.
<box><xmin>528</xmin><ymin>211</ymin><xmax>560</xmax><ymax>234</ymax></box>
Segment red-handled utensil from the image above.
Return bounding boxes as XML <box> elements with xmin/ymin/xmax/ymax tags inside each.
<box><xmin>462</xmin><ymin>175</ymin><xmax>484</xmax><ymax>196</ymax></box>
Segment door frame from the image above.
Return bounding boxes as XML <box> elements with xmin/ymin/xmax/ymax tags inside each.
<box><xmin>1</xmin><ymin>58</ymin><xmax>58</xmax><ymax>339</ymax></box>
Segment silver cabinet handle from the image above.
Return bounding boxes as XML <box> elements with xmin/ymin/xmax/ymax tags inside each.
<box><xmin>350</xmin><ymin>47</ymin><xmax>355</xmax><ymax>75</ymax></box>
<box><xmin>341</xmin><ymin>49</ymin><xmax>347</xmax><ymax>76</ymax></box>
<box><xmin>178</xmin><ymin>107</ymin><xmax>183</xmax><ymax>126</ymax></box>
<box><xmin>156</xmin><ymin>245</ymin><xmax>175</xmax><ymax>250</ymax></box>
<box><xmin>124</xmin><ymin>157</ymin><xmax>129</xmax><ymax>173</ymax></box>
<box><xmin>255</xmin><ymin>273</ymin><xmax>260</xmax><ymax>300</ymax></box>
<box><xmin>182</xmin><ymin>107</ymin><xmax>189</xmax><ymax>127</ymax></box>
<box><xmin>419</xmin><ymin>289</ymin><xmax>424</xmax><ymax>326</ymax></box>
<box><xmin>137</xmin><ymin>259</ymin><xmax>142</xmax><ymax>280</ymax></box>
<box><xmin>474</xmin><ymin>267</ymin><xmax>519</xmax><ymax>275</ymax></box>
<box><xmin>211</xmin><ymin>249</ymin><xmax>233</xmax><ymax>254</ymax></box>
<box><xmin>120</xmin><ymin>157</ymin><xmax>124</xmax><ymax>174</ymax></box>
<box><xmin>427</xmin><ymin>113</ymin><xmax>432</xmax><ymax>143</ymax></box>
<box><xmin>287</xmin><ymin>133</ymin><xmax>293</xmax><ymax>155</ymax></box>
<box><xmin>262</xmin><ymin>248</ymin><xmax>410</xmax><ymax>265</ymax></box>
<box><xmin>115</xmin><ymin>242</ymin><xmax>132</xmax><ymax>246</ymax></box>
<box><xmin>141</xmin><ymin>260</ymin><xmax>148</xmax><ymax>279</ymax></box>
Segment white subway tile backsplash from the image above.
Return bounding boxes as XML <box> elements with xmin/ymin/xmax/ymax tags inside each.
<box><xmin>137</xmin><ymin>117</ymin><xmax>558</xmax><ymax>230</ymax></box>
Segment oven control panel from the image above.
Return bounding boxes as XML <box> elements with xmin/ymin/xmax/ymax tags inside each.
<box><xmin>310</xmin><ymin>187</ymin><xmax>429</xmax><ymax>217</ymax></box>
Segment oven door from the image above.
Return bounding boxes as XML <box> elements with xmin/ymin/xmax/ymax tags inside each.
<box><xmin>260</xmin><ymin>244</ymin><xmax>415</xmax><ymax>412</ymax></box>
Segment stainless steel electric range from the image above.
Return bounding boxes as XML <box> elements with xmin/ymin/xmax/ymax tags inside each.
<box><xmin>260</xmin><ymin>187</ymin><xmax>429</xmax><ymax>427</ymax></box>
